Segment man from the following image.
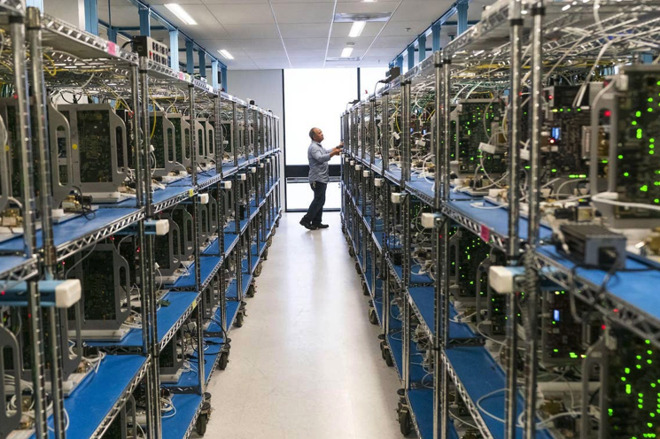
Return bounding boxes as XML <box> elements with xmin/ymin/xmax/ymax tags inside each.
<box><xmin>299</xmin><ymin>127</ymin><xmax>343</xmax><ymax>230</ymax></box>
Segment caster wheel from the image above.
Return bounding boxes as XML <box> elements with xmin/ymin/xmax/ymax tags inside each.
<box><xmin>383</xmin><ymin>348</ymin><xmax>394</xmax><ymax>367</ymax></box>
<box><xmin>348</xmin><ymin>247</ymin><xmax>355</xmax><ymax>258</ymax></box>
<box><xmin>196</xmin><ymin>413</ymin><xmax>208</xmax><ymax>435</ymax></box>
<box><xmin>254</xmin><ymin>264</ymin><xmax>263</xmax><ymax>277</ymax></box>
<box><xmin>263</xmin><ymin>249</ymin><xmax>269</xmax><ymax>260</ymax></box>
<box><xmin>234</xmin><ymin>312</ymin><xmax>244</xmax><ymax>328</ymax></box>
<box><xmin>246</xmin><ymin>284</ymin><xmax>256</xmax><ymax>297</ymax></box>
<box><xmin>398</xmin><ymin>408</ymin><xmax>412</xmax><ymax>436</ymax></box>
<box><xmin>368</xmin><ymin>308</ymin><xmax>378</xmax><ymax>325</ymax></box>
<box><xmin>355</xmin><ymin>262</ymin><xmax>361</xmax><ymax>274</ymax></box>
<box><xmin>362</xmin><ymin>283</ymin><xmax>369</xmax><ymax>296</ymax></box>
<box><xmin>218</xmin><ymin>352</ymin><xmax>229</xmax><ymax>370</ymax></box>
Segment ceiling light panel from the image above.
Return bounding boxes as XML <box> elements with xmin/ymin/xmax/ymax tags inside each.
<box><xmin>219</xmin><ymin>49</ymin><xmax>234</xmax><ymax>60</ymax></box>
<box><xmin>341</xmin><ymin>47</ymin><xmax>354</xmax><ymax>58</ymax></box>
<box><xmin>349</xmin><ymin>21</ymin><xmax>366</xmax><ymax>38</ymax></box>
<box><xmin>164</xmin><ymin>4</ymin><xmax>197</xmax><ymax>26</ymax></box>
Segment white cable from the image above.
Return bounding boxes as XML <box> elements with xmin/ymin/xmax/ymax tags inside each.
<box><xmin>592</xmin><ymin>192</ymin><xmax>660</xmax><ymax>213</ymax></box>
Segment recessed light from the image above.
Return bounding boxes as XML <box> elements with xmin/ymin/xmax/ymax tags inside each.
<box><xmin>349</xmin><ymin>21</ymin><xmax>366</xmax><ymax>38</ymax></box>
<box><xmin>164</xmin><ymin>4</ymin><xmax>198</xmax><ymax>26</ymax></box>
<box><xmin>341</xmin><ymin>47</ymin><xmax>354</xmax><ymax>58</ymax></box>
<box><xmin>219</xmin><ymin>49</ymin><xmax>234</xmax><ymax>60</ymax></box>
<box><xmin>363</xmin><ymin>0</ymin><xmax>376</xmax><ymax>2</ymax></box>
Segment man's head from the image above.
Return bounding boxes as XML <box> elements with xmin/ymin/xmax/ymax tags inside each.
<box><xmin>309</xmin><ymin>127</ymin><xmax>324</xmax><ymax>143</ymax></box>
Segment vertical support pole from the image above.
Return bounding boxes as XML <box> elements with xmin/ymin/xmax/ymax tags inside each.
<box><xmin>439</xmin><ymin>56</ymin><xmax>452</xmax><ymax>439</ymax></box>
<box><xmin>189</xmin><ymin>85</ymin><xmax>206</xmax><ymax>393</ymax></box>
<box><xmin>139</xmin><ymin>6</ymin><xmax>151</xmax><ymax>36</ymax></box>
<box><xmin>524</xmin><ymin>2</ymin><xmax>544</xmax><ymax>437</ymax></box>
<box><xmin>169</xmin><ymin>29</ymin><xmax>179</xmax><ymax>71</ymax></box>
<box><xmin>432</xmin><ymin>23</ymin><xmax>442</xmax><ymax>52</ymax></box>
<box><xmin>401</xmin><ymin>80</ymin><xmax>411</xmax><ymax>185</ymax></box>
<box><xmin>27</xmin><ymin>8</ymin><xmax>66</xmax><ymax>438</ymax></box>
<box><xmin>407</xmin><ymin>45</ymin><xmax>415</xmax><ymax>70</ymax></box>
<box><xmin>84</xmin><ymin>0</ymin><xmax>98</xmax><ymax>35</ymax></box>
<box><xmin>432</xmin><ymin>50</ymin><xmax>442</xmax><ymax>439</ymax></box>
<box><xmin>107</xmin><ymin>27</ymin><xmax>117</xmax><ymax>43</ymax></box>
<box><xmin>401</xmin><ymin>194</ymin><xmax>411</xmax><ymax>391</ymax></box>
<box><xmin>199</xmin><ymin>50</ymin><xmax>206</xmax><ymax>78</ymax></box>
<box><xmin>211</xmin><ymin>59</ymin><xmax>219</xmax><ymax>90</ymax></box>
<box><xmin>418</xmin><ymin>34</ymin><xmax>427</xmax><ymax>63</ymax></box>
<box><xmin>12</xmin><ymin>11</ymin><xmax>47</xmax><ymax>438</ymax></box>
<box><xmin>396</xmin><ymin>55</ymin><xmax>404</xmax><ymax>73</ymax></box>
<box><xmin>506</xmin><ymin>1</ymin><xmax>523</xmax><ymax>436</ymax></box>
<box><xmin>221</xmin><ymin>66</ymin><xmax>228</xmax><ymax>91</ymax></box>
<box><xmin>186</xmin><ymin>40</ymin><xmax>194</xmax><ymax>75</ymax></box>
<box><xmin>457</xmin><ymin>1</ymin><xmax>469</xmax><ymax>35</ymax></box>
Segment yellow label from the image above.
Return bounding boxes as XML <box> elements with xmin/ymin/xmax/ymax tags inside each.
<box><xmin>191</xmin><ymin>299</ymin><xmax>197</xmax><ymax>310</ymax></box>
<box><xmin>4</xmin><ymin>145</ymin><xmax>8</xmax><ymax>151</ymax></box>
<box><xmin>72</xmin><ymin>143</ymin><xmax>78</xmax><ymax>150</ymax></box>
<box><xmin>188</xmin><ymin>189</ymin><xmax>194</xmax><ymax>197</ymax></box>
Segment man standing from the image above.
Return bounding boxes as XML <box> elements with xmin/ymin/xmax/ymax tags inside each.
<box><xmin>299</xmin><ymin>127</ymin><xmax>343</xmax><ymax>230</ymax></box>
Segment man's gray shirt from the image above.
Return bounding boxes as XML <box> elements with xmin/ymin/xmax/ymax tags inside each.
<box><xmin>308</xmin><ymin>141</ymin><xmax>331</xmax><ymax>183</ymax></box>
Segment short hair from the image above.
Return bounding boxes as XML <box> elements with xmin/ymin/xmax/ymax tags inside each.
<box><xmin>309</xmin><ymin>128</ymin><xmax>317</xmax><ymax>140</ymax></box>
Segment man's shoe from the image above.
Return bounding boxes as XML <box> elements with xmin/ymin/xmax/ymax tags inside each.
<box><xmin>299</xmin><ymin>219</ymin><xmax>317</xmax><ymax>230</ymax></box>
<box><xmin>313</xmin><ymin>223</ymin><xmax>329</xmax><ymax>229</ymax></box>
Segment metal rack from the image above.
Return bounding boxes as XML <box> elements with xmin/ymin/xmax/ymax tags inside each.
<box><xmin>1</xmin><ymin>6</ymin><xmax>282</xmax><ymax>439</ymax></box>
<box><xmin>341</xmin><ymin>1</ymin><xmax>660</xmax><ymax>438</ymax></box>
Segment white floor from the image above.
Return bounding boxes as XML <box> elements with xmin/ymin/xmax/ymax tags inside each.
<box><xmin>206</xmin><ymin>212</ymin><xmax>402</xmax><ymax>439</ymax></box>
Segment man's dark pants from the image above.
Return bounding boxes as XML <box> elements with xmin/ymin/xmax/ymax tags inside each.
<box><xmin>302</xmin><ymin>181</ymin><xmax>327</xmax><ymax>225</ymax></box>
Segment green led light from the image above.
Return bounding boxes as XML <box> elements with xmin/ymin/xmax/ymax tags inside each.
<box><xmin>619</xmin><ymin>154</ymin><xmax>624</xmax><ymax>159</ymax></box>
<box><xmin>602</xmin><ymin>159</ymin><xmax>609</xmax><ymax>164</ymax></box>
<box><xmin>626</xmin><ymin>367</ymin><xmax>631</xmax><ymax>374</ymax></box>
<box><xmin>609</xmin><ymin>408</ymin><xmax>614</xmax><ymax>416</ymax></box>
<box><xmin>651</xmin><ymin>151</ymin><xmax>655</xmax><ymax>155</ymax></box>
<box><xmin>622</xmin><ymin>376</ymin><xmax>627</xmax><ymax>381</ymax></box>
<box><xmin>650</xmin><ymin>423</ymin><xmax>654</xmax><ymax>428</ymax></box>
<box><xmin>649</xmin><ymin>97</ymin><xmax>654</xmax><ymax>103</ymax></box>
<box><xmin>570</xmin><ymin>352</ymin><xmax>578</xmax><ymax>359</ymax></box>
<box><xmin>649</xmin><ymin>359</ymin><xmax>654</xmax><ymax>365</ymax></box>
<box><xmin>652</xmin><ymin>383</ymin><xmax>657</xmax><ymax>388</ymax></box>
<box><xmin>651</xmin><ymin>138</ymin><xmax>656</xmax><ymax>143</ymax></box>
<box><xmin>627</xmin><ymin>384</ymin><xmax>633</xmax><ymax>394</ymax></box>
<box><xmin>554</xmin><ymin>348</ymin><xmax>559</xmax><ymax>353</ymax></box>
<box><xmin>637</xmin><ymin>111</ymin><xmax>643</xmax><ymax>117</ymax></box>
<box><xmin>650</xmin><ymin>108</ymin><xmax>655</xmax><ymax>113</ymax></box>
<box><xmin>624</xmin><ymin>172</ymin><xmax>630</xmax><ymax>177</ymax></box>
<box><xmin>638</xmin><ymin>364</ymin><xmax>644</xmax><ymax>369</ymax></box>
<box><xmin>655</xmin><ymin>199</ymin><xmax>660</xmax><ymax>204</ymax></box>
<box><xmin>633</xmin><ymin>121</ymin><xmax>638</xmax><ymax>126</ymax></box>
<box><xmin>638</xmin><ymin>129</ymin><xmax>644</xmax><ymax>139</ymax></box>
<box><xmin>642</xmin><ymin>185</ymin><xmax>649</xmax><ymax>192</ymax></box>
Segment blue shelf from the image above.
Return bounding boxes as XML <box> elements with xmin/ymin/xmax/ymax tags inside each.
<box><xmin>226</xmin><ymin>300</ymin><xmax>240</xmax><ymax>328</ymax></box>
<box><xmin>38</xmin><ymin>355</ymin><xmax>147</xmax><ymax>439</ymax></box>
<box><xmin>161</xmin><ymin>393</ymin><xmax>203</xmax><ymax>439</ymax></box>
<box><xmin>0</xmin><ymin>255</ymin><xmax>36</xmax><ymax>281</ymax></box>
<box><xmin>384</xmin><ymin>166</ymin><xmax>403</xmax><ymax>185</ymax></box>
<box><xmin>241</xmin><ymin>273</ymin><xmax>252</xmax><ymax>296</ymax></box>
<box><xmin>408</xmin><ymin>388</ymin><xmax>460</xmax><ymax>439</ymax></box>
<box><xmin>151</xmin><ymin>182</ymin><xmax>195</xmax><ymax>212</ymax></box>
<box><xmin>407</xmin><ymin>287</ymin><xmax>479</xmax><ymax>341</ymax></box>
<box><xmin>446</xmin><ymin>199</ymin><xmax>553</xmax><ymax>243</ymax></box>
<box><xmin>196</xmin><ymin>169</ymin><xmax>222</xmax><ymax>188</ymax></box>
<box><xmin>222</xmin><ymin>163</ymin><xmax>238</xmax><ymax>177</ymax></box>
<box><xmin>0</xmin><ymin>207</ymin><xmax>143</xmax><ymax>255</ymax></box>
<box><xmin>88</xmin><ymin>291</ymin><xmax>199</xmax><ymax>348</ymax></box>
<box><xmin>407</xmin><ymin>176</ymin><xmax>435</xmax><ymax>203</ymax></box>
<box><xmin>170</xmin><ymin>256</ymin><xmax>222</xmax><ymax>289</ymax></box>
<box><xmin>538</xmin><ymin>245</ymin><xmax>660</xmax><ymax>322</ymax></box>
<box><xmin>226</xmin><ymin>280</ymin><xmax>238</xmax><ymax>299</ymax></box>
<box><xmin>445</xmin><ymin>346</ymin><xmax>553</xmax><ymax>439</ymax></box>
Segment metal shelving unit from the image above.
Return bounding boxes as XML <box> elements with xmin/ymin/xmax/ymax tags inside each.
<box><xmin>1</xmin><ymin>6</ymin><xmax>282</xmax><ymax>438</ymax></box>
<box><xmin>341</xmin><ymin>1</ymin><xmax>660</xmax><ymax>438</ymax></box>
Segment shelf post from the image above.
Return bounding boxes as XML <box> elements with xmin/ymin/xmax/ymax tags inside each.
<box><xmin>524</xmin><ymin>2</ymin><xmax>544</xmax><ymax>437</ymax></box>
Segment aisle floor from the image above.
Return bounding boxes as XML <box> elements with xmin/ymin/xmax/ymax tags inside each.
<box><xmin>206</xmin><ymin>212</ymin><xmax>402</xmax><ymax>438</ymax></box>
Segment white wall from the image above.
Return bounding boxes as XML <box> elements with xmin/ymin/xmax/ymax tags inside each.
<box><xmin>44</xmin><ymin>0</ymin><xmax>85</xmax><ymax>29</ymax></box>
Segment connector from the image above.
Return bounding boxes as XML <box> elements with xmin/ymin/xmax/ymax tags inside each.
<box><xmin>355</xmin><ymin>164</ymin><xmax>362</xmax><ymax>171</ymax></box>
<box><xmin>374</xmin><ymin>178</ymin><xmax>384</xmax><ymax>187</ymax></box>
<box><xmin>249</xmin><ymin>167</ymin><xmax>257</xmax><ymax>174</ymax></box>
<box><xmin>488</xmin><ymin>266</ymin><xmax>525</xmax><ymax>294</ymax></box>
<box><xmin>239</xmin><ymin>174</ymin><xmax>247</xmax><ymax>181</ymax></box>
<box><xmin>391</xmin><ymin>192</ymin><xmax>404</xmax><ymax>204</ymax></box>
<box><xmin>363</xmin><ymin>170</ymin><xmax>370</xmax><ymax>178</ymax></box>
<box><xmin>421</xmin><ymin>212</ymin><xmax>442</xmax><ymax>229</ymax></box>
<box><xmin>221</xmin><ymin>181</ymin><xmax>232</xmax><ymax>190</ymax></box>
<box><xmin>198</xmin><ymin>193</ymin><xmax>209</xmax><ymax>205</ymax></box>
<box><xmin>145</xmin><ymin>219</ymin><xmax>170</xmax><ymax>236</ymax></box>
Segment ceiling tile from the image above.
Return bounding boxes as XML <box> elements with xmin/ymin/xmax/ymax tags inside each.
<box><xmin>206</xmin><ymin>4</ymin><xmax>274</xmax><ymax>24</ymax></box>
<box><xmin>221</xmin><ymin>23</ymin><xmax>281</xmax><ymax>38</ymax></box>
<box><xmin>378</xmin><ymin>20</ymin><xmax>429</xmax><ymax>37</ymax></box>
<box><xmin>283</xmin><ymin>38</ymin><xmax>328</xmax><ymax>50</ymax></box>
<box><xmin>271</xmin><ymin>3</ymin><xmax>335</xmax><ymax>24</ymax></box>
<box><xmin>278</xmin><ymin>23</ymin><xmax>331</xmax><ymax>38</ymax></box>
<box><xmin>390</xmin><ymin>0</ymin><xmax>454</xmax><ymax>21</ymax></box>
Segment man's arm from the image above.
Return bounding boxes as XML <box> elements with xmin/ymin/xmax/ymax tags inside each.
<box><xmin>310</xmin><ymin>145</ymin><xmax>332</xmax><ymax>163</ymax></box>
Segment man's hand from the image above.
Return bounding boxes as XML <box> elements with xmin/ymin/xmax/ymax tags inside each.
<box><xmin>337</xmin><ymin>142</ymin><xmax>344</xmax><ymax>149</ymax></box>
<box><xmin>330</xmin><ymin>147</ymin><xmax>342</xmax><ymax>157</ymax></box>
